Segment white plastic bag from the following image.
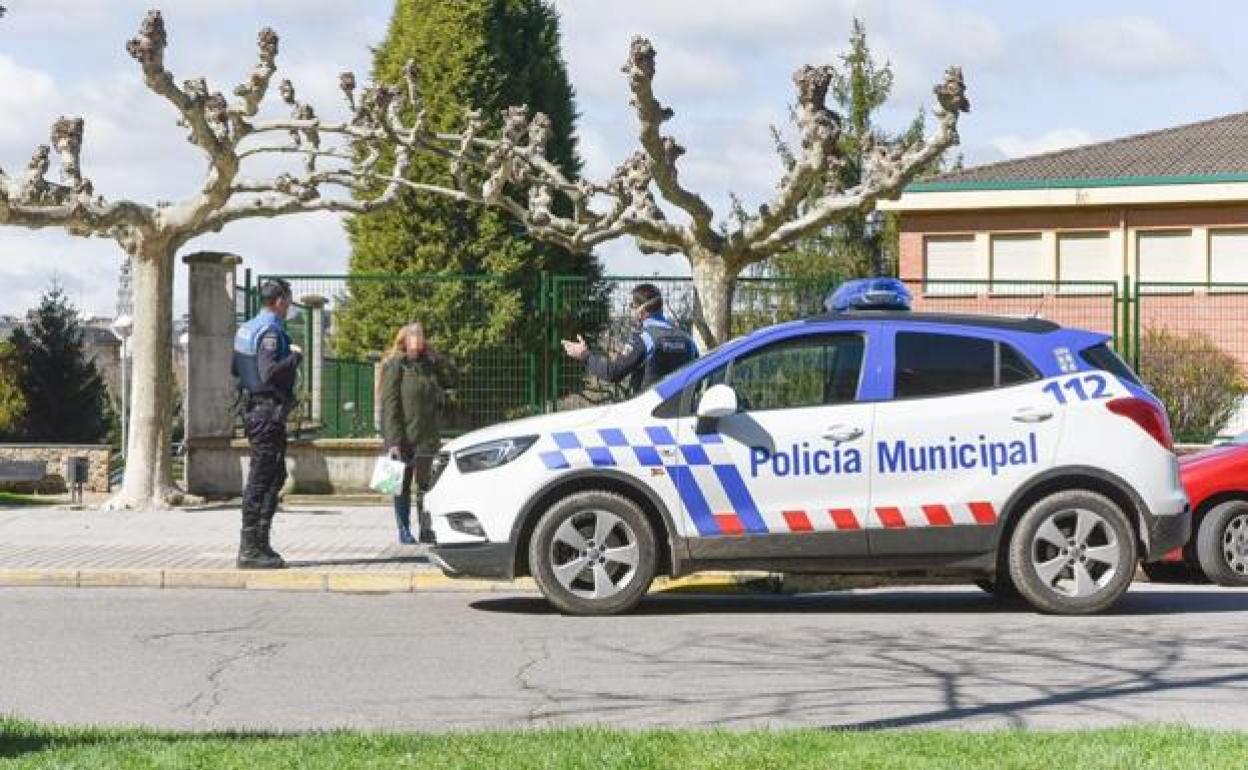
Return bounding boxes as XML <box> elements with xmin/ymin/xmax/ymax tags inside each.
<box><xmin>369</xmin><ymin>456</ymin><xmax>407</xmax><ymax>496</ymax></box>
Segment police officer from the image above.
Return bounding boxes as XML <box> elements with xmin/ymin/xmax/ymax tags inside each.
<box><xmin>561</xmin><ymin>283</ymin><xmax>698</xmax><ymax>394</ymax></box>
<box><xmin>231</xmin><ymin>279</ymin><xmax>301</xmax><ymax>569</ymax></box>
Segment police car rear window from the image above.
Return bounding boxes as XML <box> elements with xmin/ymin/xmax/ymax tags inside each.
<box><xmin>1079</xmin><ymin>343</ymin><xmax>1140</xmax><ymax>385</ymax></box>
<box><xmin>894</xmin><ymin>332</ymin><xmax>1038</xmax><ymax>399</ymax></box>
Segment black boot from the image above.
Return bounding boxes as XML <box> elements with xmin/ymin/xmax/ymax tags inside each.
<box><xmin>416</xmin><ymin>491</ymin><xmax>435</xmax><ymax>544</ymax></box>
<box><xmin>237</xmin><ymin>526</ymin><xmax>284</xmax><ymax>569</ymax></box>
<box><xmin>257</xmin><ymin>518</ymin><xmax>286</xmax><ymax>567</ymax></box>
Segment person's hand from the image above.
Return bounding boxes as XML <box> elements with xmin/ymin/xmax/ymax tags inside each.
<box><xmin>387</xmin><ymin>446</ymin><xmax>401</xmax><ymax>461</ymax></box>
<box><xmin>561</xmin><ymin>334</ymin><xmax>589</xmax><ymax>361</ymax></box>
<box><xmin>289</xmin><ymin>343</ymin><xmax>303</xmax><ymax>356</ymax></box>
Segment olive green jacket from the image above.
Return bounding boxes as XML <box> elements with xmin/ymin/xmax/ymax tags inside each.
<box><xmin>379</xmin><ymin>354</ymin><xmax>456</xmax><ymax>453</ymax></box>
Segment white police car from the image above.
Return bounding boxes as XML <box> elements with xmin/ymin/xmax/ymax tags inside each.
<box><xmin>426</xmin><ymin>279</ymin><xmax>1190</xmax><ymax>616</ymax></box>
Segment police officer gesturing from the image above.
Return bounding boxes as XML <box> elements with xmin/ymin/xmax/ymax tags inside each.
<box><xmin>232</xmin><ymin>279</ymin><xmax>301</xmax><ymax>569</ymax></box>
<box><xmin>561</xmin><ymin>283</ymin><xmax>698</xmax><ymax>395</ymax></box>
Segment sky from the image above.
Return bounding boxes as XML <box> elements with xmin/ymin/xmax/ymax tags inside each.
<box><xmin>1</xmin><ymin>0</ymin><xmax>1246</xmax><ymax>318</ymax></box>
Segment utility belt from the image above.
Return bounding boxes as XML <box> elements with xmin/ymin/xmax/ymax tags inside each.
<box><xmin>238</xmin><ymin>389</ymin><xmax>296</xmax><ymax>421</ymax></box>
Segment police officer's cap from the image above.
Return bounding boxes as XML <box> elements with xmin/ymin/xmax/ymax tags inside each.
<box><xmin>259</xmin><ymin>278</ymin><xmax>293</xmax><ymax>305</ymax></box>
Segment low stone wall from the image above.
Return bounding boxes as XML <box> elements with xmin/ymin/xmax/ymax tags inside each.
<box><xmin>0</xmin><ymin>444</ymin><xmax>112</xmax><ymax>493</ymax></box>
<box><xmin>186</xmin><ymin>436</ymin><xmax>394</xmax><ymax>497</ymax></box>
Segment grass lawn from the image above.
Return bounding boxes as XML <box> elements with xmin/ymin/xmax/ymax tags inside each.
<box><xmin>0</xmin><ymin>492</ymin><xmax>51</xmax><ymax>507</ymax></box>
<box><xmin>2</xmin><ymin>720</ymin><xmax>1247</xmax><ymax>770</ymax></box>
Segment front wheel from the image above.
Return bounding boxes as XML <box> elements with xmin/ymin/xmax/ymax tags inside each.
<box><xmin>1008</xmin><ymin>490</ymin><xmax>1137</xmax><ymax>615</ymax></box>
<box><xmin>1196</xmin><ymin>501</ymin><xmax>1248</xmax><ymax>587</ymax></box>
<box><xmin>529</xmin><ymin>490</ymin><xmax>657</xmax><ymax>616</ymax></box>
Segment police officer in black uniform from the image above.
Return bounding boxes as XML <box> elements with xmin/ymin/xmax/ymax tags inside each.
<box><xmin>561</xmin><ymin>283</ymin><xmax>698</xmax><ymax>394</ymax></box>
<box><xmin>231</xmin><ymin>279</ymin><xmax>302</xmax><ymax>569</ymax></box>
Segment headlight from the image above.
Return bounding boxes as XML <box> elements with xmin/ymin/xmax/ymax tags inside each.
<box><xmin>454</xmin><ymin>435</ymin><xmax>538</xmax><ymax>473</ymax></box>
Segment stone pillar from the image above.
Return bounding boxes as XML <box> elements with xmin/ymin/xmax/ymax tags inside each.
<box><xmin>183</xmin><ymin>251</ymin><xmax>243</xmax><ymax>496</ymax></box>
<box><xmin>300</xmin><ymin>294</ymin><xmax>327</xmax><ymax>424</ymax></box>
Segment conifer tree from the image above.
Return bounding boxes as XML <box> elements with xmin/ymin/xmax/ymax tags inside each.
<box><xmin>337</xmin><ymin>0</ymin><xmax>598</xmax><ymax>363</ymax></box>
<box><xmin>8</xmin><ymin>286</ymin><xmax>112</xmax><ymax>443</ymax></box>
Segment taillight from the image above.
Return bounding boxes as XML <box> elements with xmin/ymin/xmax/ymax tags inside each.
<box><xmin>1106</xmin><ymin>397</ymin><xmax>1173</xmax><ymax>450</ymax></box>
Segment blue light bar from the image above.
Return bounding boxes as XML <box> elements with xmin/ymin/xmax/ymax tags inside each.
<box><xmin>825</xmin><ymin>277</ymin><xmax>912</xmax><ymax>313</ymax></box>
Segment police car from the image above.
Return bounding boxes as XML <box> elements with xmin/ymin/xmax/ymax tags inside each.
<box><xmin>426</xmin><ymin>279</ymin><xmax>1190</xmax><ymax>616</ymax></box>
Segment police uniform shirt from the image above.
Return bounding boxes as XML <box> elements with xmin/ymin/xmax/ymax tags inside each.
<box><xmin>584</xmin><ymin>314</ymin><xmax>697</xmax><ymax>392</ymax></box>
<box><xmin>232</xmin><ymin>310</ymin><xmax>301</xmax><ymax>400</ymax></box>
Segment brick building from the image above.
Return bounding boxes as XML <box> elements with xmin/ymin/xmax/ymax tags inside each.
<box><xmin>882</xmin><ymin>112</ymin><xmax>1248</xmax><ymax>435</ymax></box>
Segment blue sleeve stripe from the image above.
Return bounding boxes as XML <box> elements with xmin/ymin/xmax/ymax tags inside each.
<box><xmin>713</xmin><ymin>464</ymin><xmax>768</xmax><ymax>534</ymax></box>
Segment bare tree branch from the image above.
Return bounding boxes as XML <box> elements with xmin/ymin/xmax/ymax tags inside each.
<box><xmin>742</xmin><ymin>66</ymin><xmax>969</xmax><ymax>259</ymax></box>
<box><xmin>125</xmin><ymin>10</ymin><xmax>223</xmax><ymax>157</ymax></box>
<box><xmin>621</xmin><ymin>37</ymin><xmax>719</xmax><ymax>251</ymax></box>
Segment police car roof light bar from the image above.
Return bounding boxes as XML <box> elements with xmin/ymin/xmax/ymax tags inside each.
<box><xmin>825</xmin><ymin>277</ymin><xmax>912</xmax><ymax>313</ymax></box>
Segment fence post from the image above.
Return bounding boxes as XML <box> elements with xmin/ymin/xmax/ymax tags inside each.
<box><xmin>1131</xmin><ymin>275</ymin><xmax>1141</xmax><ymax>371</ymax></box>
<box><xmin>300</xmin><ymin>294</ymin><xmax>327</xmax><ymax>424</ymax></box>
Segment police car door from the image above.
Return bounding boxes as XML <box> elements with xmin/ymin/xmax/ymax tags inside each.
<box><xmin>678</xmin><ymin>331</ymin><xmax>872</xmax><ymax>560</ymax></box>
<box><xmin>869</xmin><ymin>329</ymin><xmax>1063</xmax><ymax>555</ymax></box>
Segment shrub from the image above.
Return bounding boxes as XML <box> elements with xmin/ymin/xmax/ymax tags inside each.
<box><xmin>1137</xmin><ymin>327</ymin><xmax>1247</xmax><ymax>443</ymax></box>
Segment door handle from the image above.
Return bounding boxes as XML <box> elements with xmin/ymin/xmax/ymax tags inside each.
<box><xmin>1012</xmin><ymin>407</ymin><xmax>1053</xmax><ymax>423</ymax></box>
<box><xmin>822</xmin><ymin>425</ymin><xmax>863</xmax><ymax>442</ymax></box>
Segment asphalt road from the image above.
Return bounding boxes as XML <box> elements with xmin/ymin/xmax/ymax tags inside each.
<box><xmin>3</xmin><ymin>584</ymin><xmax>1248</xmax><ymax>731</ymax></box>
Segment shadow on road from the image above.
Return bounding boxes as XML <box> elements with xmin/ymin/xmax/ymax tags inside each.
<box><xmin>470</xmin><ymin>587</ymin><xmax>1248</xmax><ymax>616</ymax></box>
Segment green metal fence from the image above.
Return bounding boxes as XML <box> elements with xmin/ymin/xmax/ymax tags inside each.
<box><xmin>238</xmin><ymin>270</ymin><xmax>1248</xmax><ymax>440</ymax></box>
<box><xmin>1133</xmin><ymin>280</ymin><xmax>1248</xmax><ymax>441</ymax></box>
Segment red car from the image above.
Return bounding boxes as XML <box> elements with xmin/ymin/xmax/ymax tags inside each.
<box><xmin>1145</xmin><ymin>434</ymin><xmax>1248</xmax><ymax>586</ymax></box>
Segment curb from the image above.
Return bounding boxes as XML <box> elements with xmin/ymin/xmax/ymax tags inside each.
<box><xmin>0</xmin><ymin>568</ymin><xmax>776</xmax><ymax>596</ymax></box>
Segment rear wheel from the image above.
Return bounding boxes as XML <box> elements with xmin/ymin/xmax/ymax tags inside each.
<box><xmin>529</xmin><ymin>490</ymin><xmax>657</xmax><ymax>616</ymax></box>
<box><xmin>1196</xmin><ymin>501</ymin><xmax>1248</xmax><ymax>587</ymax></box>
<box><xmin>1008</xmin><ymin>490</ymin><xmax>1137</xmax><ymax>615</ymax></box>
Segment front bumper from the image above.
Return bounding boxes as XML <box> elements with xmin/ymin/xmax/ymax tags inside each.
<box><xmin>428</xmin><ymin>542</ymin><xmax>515</xmax><ymax>580</ymax></box>
<box><xmin>1142</xmin><ymin>507</ymin><xmax>1191</xmax><ymax>562</ymax></box>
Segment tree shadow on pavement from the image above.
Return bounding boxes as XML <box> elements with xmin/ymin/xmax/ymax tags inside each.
<box><xmin>470</xmin><ymin>588</ymin><xmax>1248</xmax><ymax>617</ymax></box>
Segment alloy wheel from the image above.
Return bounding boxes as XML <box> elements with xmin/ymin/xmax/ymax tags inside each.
<box><xmin>548</xmin><ymin>509</ymin><xmax>640</xmax><ymax>600</ymax></box>
<box><xmin>1030</xmin><ymin>507</ymin><xmax>1122</xmax><ymax>598</ymax></box>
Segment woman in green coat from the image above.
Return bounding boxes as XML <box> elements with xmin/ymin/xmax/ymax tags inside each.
<box><xmin>379</xmin><ymin>323</ymin><xmax>455</xmax><ymax>544</ymax></box>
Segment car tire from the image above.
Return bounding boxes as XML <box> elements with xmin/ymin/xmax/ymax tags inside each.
<box><xmin>1008</xmin><ymin>490</ymin><xmax>1137</xmax><ymax>615</ymax></box>
<box><xmin>1195</xmin><ymin>500</ymin><xmax>1248</xmax><ymax>587</ymax></box>
<box><xmin>529</xmin><ymin>490</ymin><xmax>657</xmax><ymax>616</ymax></box>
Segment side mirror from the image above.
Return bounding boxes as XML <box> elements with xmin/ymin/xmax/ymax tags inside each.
<box><xmin>697</xmin><ymin>384</ymin><xmax>739</xmax><ymax>420</ymax></box>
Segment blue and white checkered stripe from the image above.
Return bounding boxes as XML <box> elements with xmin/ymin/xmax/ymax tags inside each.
<box><xmin>537</xmin><ymin>427</ymin><xmax>767</xmax><ymax>537</ymax></box>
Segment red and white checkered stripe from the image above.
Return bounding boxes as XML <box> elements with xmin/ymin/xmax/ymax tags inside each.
<box><xmin>751</xmin><ymin>501</ymin><xmax>998</xmax><ymax>534</ymax></box>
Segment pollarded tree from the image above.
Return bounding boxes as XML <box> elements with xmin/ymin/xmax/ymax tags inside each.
<box><xmin>354</xmin><ymin>35</ymin><xmax>969</xmax><ymax>349</ymax></box>
<box><xmin>1</xmin><ymin>9</ymin><xmax>967</xmax><ymax>509</ymax></box>
<box><xmin>0</xmin><ymin>10</ymin><xmax>458</xmax><ymax>508</ymax></box>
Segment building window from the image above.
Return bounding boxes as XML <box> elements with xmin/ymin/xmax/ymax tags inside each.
<box><xmin>1057</xmin><ymin>231</ymin><xmax>1116</xmax><ymax>293</ymax></box>
<box><xmin>1137</xmin><ymin>229</ymin><xmax>1199</xmax><ymax>290</ymax></box>
<box><xmin>1210</xmin><ymin>229</ymin><xmax>1248</xmax><ymax>286</ymax></box>
<box><xmin>990</xmin><ymin>233</ymin><xmax>1046</xmax><ymax>294</ymax></box>
<box><xmin>923</xmin><ymin>234</ymin><xmax>976</xmax><ymax>295</ymax></box>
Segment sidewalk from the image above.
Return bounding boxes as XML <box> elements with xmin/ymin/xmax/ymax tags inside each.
<box><xmin>0</xmin><ymin>502</ymin><xmax>763</xmax><ymax>594</ymax></box>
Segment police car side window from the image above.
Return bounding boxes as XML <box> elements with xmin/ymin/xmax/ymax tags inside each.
<box><xmin>689</xmin><ymin>334</ymin><xmax>864</xmax><ymax>413</ymax></box>
<box><xmin>894</xmin><ymin>332</ymin><xmax>1038</xmax><ymax>399</ymax></box>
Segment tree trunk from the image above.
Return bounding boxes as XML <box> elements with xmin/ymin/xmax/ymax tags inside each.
<box><xmin>105</xmin><ymin>240</ymin><xmax>181</xmax><ymax>509</ymax></box>
<box><xmin>690</xmin><ymin>256</ymin><xmax>736</xmax><ymax>350</ymax></box>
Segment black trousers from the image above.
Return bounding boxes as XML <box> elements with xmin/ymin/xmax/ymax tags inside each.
<box><xmin>242</xmin><ymin>398</ymin><xmax>289</xmax><ymax>526</ymax></box>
